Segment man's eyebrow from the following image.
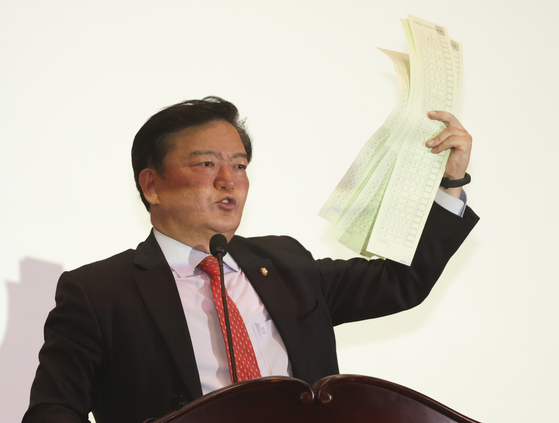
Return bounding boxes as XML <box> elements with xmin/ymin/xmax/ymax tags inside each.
<box><xmin>189</xmin><ymin>150</ymin><xmax>247</xmax><ymax>159</ymax></box>
<box><xmin>190</xmin><ymin>150</ymin><xmax>221</xmax><ymax>158</ymax></box>
<box><xmin>232</xmin><ymin>152</ymin><xmax>248</xmax><ymax>159</ymax></box>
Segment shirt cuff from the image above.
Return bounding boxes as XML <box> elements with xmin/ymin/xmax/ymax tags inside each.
<box><xmin>434</xmin><ymin>188</ymin><xmax>467</xmax><ymax>217</ymax></box>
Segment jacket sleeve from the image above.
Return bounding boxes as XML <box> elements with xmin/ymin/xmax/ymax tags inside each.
<box><xmin>315</xmin><ymin>202</ymin><xmax>479</xmax><ymax>326</ymax></box>
<box><xmin>22</xmin><ymin>270</ymin><xmax>103</xmax><ymax>423</ymax></box>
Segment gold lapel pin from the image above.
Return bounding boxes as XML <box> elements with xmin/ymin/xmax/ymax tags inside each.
<box><xmin>260</xmin><ymin>267</ymin><xmax>269</xmax><ymax>276</ymax></box>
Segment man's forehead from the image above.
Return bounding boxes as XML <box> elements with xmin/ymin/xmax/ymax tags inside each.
<box><xmin>163</xmin><ymin>120</ymin><xmax>248</xmax><ymax>166</ymax></box>
<box><xmin>171</xmin><ymin>120</ymin><xmax>241</xmax><ymax>145</ymax></box>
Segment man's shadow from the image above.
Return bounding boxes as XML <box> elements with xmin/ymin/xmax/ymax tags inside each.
<box><xmin>0</xmin><ymin>258</ymin><xmax>62</xmax><ymax>423</ymax></box>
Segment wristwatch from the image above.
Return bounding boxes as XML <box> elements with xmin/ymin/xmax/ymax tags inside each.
<box><xmin>440</xmin><ymin>172</ymin><xmax>471</xmax><ymax>189</ymax></box>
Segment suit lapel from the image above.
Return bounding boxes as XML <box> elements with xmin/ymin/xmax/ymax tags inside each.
<box><xmin>228</xmin><ymin>237</ymin><xmax>301</xmax><ymax>368</ymax></box>
<box><xmin>133</xmin><ymin>231</ymin><xmax>203</xmax><ymax>400</ymax></box>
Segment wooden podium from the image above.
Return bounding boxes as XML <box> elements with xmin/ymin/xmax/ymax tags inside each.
<box><xmin>151</xmin><ymin>375</ymin><xmax>480</xmax><ymax>423</ymax></box>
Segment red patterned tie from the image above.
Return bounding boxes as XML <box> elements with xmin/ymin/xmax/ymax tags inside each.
<box><xmin>197</xmin><ymin>255</ymin><xmax>261</xmax><ymax>382</ymax></box>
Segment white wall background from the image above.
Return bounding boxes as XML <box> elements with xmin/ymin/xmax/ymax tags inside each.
<box><xmin>1</xmin><ymin>1</ymin><xmax>558</xmax><ymax>422</ymax></box>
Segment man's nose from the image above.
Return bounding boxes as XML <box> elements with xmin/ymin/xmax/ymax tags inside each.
<box><xmin>214</xmin><ymin>165</ymin><xmax>234</xmax><ymax>190</ymax></box>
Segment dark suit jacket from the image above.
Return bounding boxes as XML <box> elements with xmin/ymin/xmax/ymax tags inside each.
<box><xmin>23</xmin><ymin>203</ymin><xmax>478</xmax><ymax>423</ymax></box>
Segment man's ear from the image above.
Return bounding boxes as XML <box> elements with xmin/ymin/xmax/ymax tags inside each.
<box><xmin>139</xmin><ymin>168</ymin><xmax>160</xmax><ymax>206</ymax></box>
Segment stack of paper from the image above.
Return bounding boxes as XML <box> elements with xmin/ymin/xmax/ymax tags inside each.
<box><xmin>319</xmin><ymin>15</ymin><xmax>463</xmax><ymax>265</ymax></box>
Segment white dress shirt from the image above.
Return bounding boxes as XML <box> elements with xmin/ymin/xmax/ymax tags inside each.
<box><xmin>153</xmin><ymin>230</ymin><xmax>291</xmax><ymax>395</ymax></box>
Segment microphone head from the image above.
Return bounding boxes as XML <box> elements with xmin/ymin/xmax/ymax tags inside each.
<box><xmin>209</xmin><ymin>234</ymin><xmax>228</xmax><ymax>258</ymax></box>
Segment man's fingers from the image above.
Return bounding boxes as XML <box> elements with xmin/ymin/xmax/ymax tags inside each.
<box><xmin>426</xmin><ymin>126</ymin><xmax>471</xmax><ymax>153</ymax></box>
<box><xmin>429</xmin><ymin>136</ymin><xmax>470</xmax><ymax>154</ymax></box>
<box><xmin>428</xmin><ymin>110</ymin><xmax>466</xmax><ymax>130</ymax></box>
<box><xmin>426</xmin><ymin>111</ymin><xmax>472</xmax><ymax>182</ymax></box>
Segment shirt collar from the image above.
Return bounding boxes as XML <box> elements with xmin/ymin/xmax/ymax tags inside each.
<box><xmin>153</xmin><ymin>228</ymin><xmax>239</xmax><ymax>278</ymax></box>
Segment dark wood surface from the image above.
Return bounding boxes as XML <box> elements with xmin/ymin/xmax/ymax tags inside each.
<box><xmin>150</xmin><ymin>374</ymin><xmax>481</xmax><ymax>423</ymax></box>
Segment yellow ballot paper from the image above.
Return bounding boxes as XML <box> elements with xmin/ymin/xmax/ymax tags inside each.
<box><xmin>318</xmin><ymin>15</ymin><xmax>463</xmax><ymax>265</ymax></box>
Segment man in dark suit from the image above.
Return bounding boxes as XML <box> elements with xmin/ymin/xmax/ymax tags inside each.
<box><xmin>23</xmin><ymin>97</ymin><xmax>478</xmax><ymax>423</ymax></box>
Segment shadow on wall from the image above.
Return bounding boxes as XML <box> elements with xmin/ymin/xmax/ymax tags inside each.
<box><xmin>0</xmin><ymin>258</ymin><xmax>62</xmax><ymax>423</ymax></box>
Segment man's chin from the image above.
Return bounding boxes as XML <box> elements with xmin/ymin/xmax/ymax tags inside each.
<box><xmin>209</xmin><ymin>221</ymin><xmax>241</xmax><ymax>241</ymax></box>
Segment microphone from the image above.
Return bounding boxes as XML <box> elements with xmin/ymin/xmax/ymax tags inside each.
<box><xmin>210</xmin><ymin>233</ymin><xmax>228</xmax><ymax>260</ymax></box>
<box><xmin>209</xmin><ymin>234</ymin><xmax>237</xmax><ymax>383</ymax></box>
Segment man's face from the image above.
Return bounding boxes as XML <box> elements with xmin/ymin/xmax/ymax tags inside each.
<box><xmin>144</xmin><ymin>119</ymin><xmax>249</xmax><ymax>249</ymax></box>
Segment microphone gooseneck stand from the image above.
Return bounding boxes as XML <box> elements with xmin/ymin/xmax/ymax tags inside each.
<box><xmin>209</xmin><ymin>234</ymin><xmax>238</xmax><ymax>384</ymax></box>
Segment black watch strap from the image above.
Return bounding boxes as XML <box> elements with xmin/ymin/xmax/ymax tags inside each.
<box><xmin>440</xmin><ymin>172</ymin><xmax>471</xmax><ymax>189</ymax></box>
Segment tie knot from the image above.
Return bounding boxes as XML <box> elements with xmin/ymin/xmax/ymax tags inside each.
<box><xmin>197</xmin><ymin>255</ymin><xmax>220</xmax><ymax>278</ymax></box>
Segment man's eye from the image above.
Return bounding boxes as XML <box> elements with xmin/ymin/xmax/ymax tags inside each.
<box><xmin>201</xmin><ymin>162</ymin><xmax>213</xmax><ymax>167</ymax></box>
<box><xmin>236</xmin><ymin>164</ymin><xmax>247</xmax><ymax>170</ymax></box>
